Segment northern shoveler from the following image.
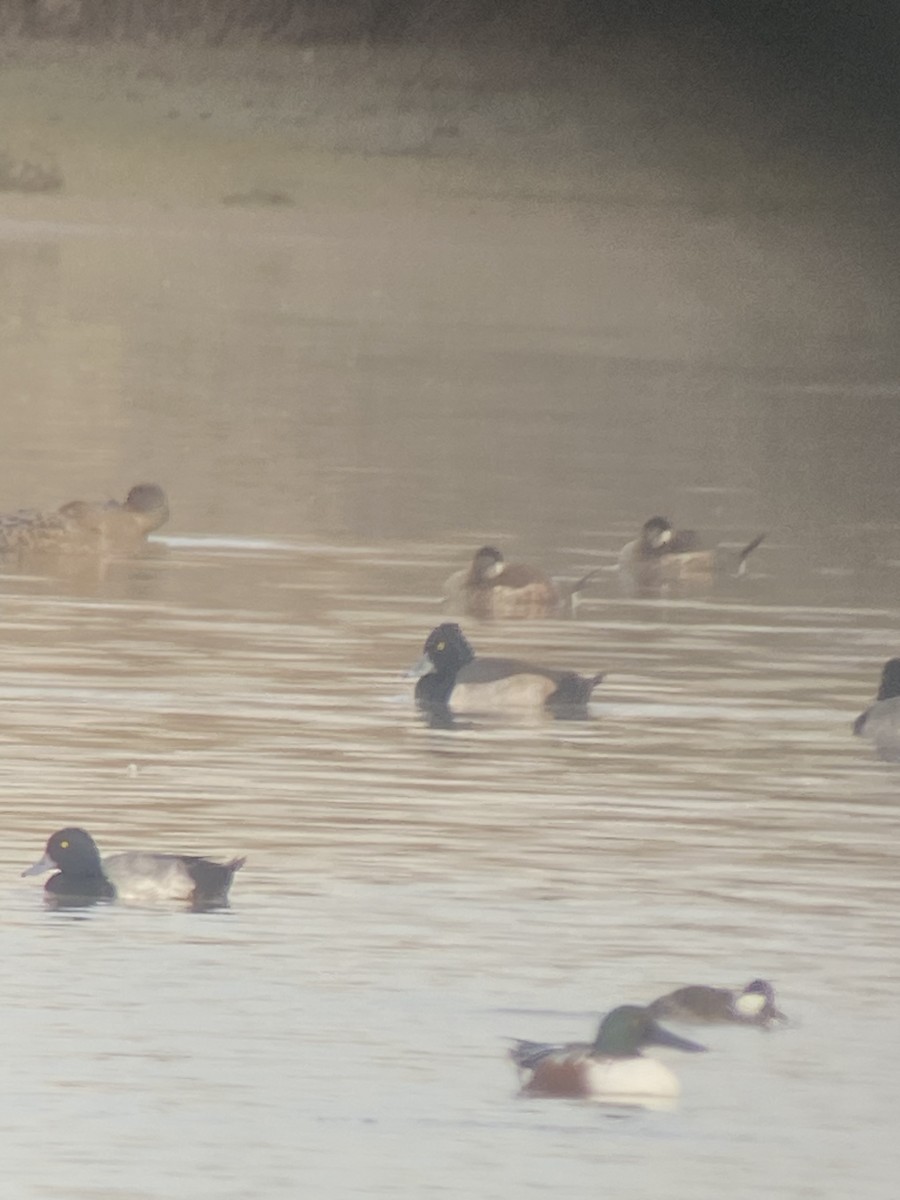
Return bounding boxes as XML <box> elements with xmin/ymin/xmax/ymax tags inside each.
<box><xmin>509</xmin><ymin>1005</ymin><xmax>706</xmax><ymax>1101</ymax></box>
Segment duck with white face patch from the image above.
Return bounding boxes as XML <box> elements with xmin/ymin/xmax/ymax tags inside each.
<box><xmin>647</xmin><ymin>980</ymin><xmax>787</xmax><ymax>1028</ymax></box>
<box><xmin>617</xmin><ymin>515</ymin><xmax>765</xmax><ymax>596</ymax></box>
<box><xmin>442</xmin><ymin>545</ymin><xmax>602</xmax><ymax>619</ymax></box>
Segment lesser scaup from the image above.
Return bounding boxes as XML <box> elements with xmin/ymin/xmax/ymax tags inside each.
<box><xmin>0</xmin><ymin>483</ymin><xmax>168</xmax><ymax>558</ymax></box>
<box><xmin>443</xmin><ymin>546</ymin><xmax>602</xmax><ymax>619</ymax></box>
<box><xmin>853</xmin><ymin>657</ymin><xmax>900</xmax><ymax>759</ymax></box>
<box><xmin>647</xmin><ymin>979</ymin><xmax>786</xmax><ymax>1027</ymax></box>
<box><xmin>22</xmin><ymin>827</ymin><xmax>244</xmax><ymax>909</ymax></box>
<box><xmin>509</xmin><ymin>1005</ymin><xmax>707</xmax><ymax>1101</ymax></box>
<box><xmin>410</xmin><ymin>623</ymin><xmax>604</xmax><ymax>720</ymax></box>
<box><xmin>618</xmin><ymin>516</ymin><xmax>765</xmax><ymax>595</ymax></box>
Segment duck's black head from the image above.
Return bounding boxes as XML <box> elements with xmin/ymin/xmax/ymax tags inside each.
<box><xmin>745</xmin><ymin>979</ymin><xmax>775</xmax><ymax>1002</ymax></box>
<box><xmin>422</xmin><ymin>624</ymin><xmax>475</xmax><ymax>671</ymax></box>
<box><xmin>413</xmin><ymin>624</ymin><xmax>476</xmax><ymax>708</ymax></box>
<box><xmin>22</xmin><ymin>827</ymin><xmax>114</xmax><ymax>899</ymax></box>
<box><xmin>876</xmin><ymin>657</ymin><xmax>900</xmax><ymax>702</ymax></box>
<box><xmin>640</xmin><ymin>516</ymin><xmax>674</xmax><ymax>551</ymax></box>
<box><xmin>32</xmin><ymin>828</ymin><xmax>103</xmax><ymax>875</ymax></box>
<box><xmin>124</xmin><ymin>483</ymin><xmax>169</xmax><ymax>531</ymax></box>
<box><xmin>470</xmin><ymin>546</ymin><xmax>504</xmax><ymax>582</ymax></box>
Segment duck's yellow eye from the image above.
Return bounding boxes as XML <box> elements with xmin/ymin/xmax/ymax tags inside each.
<box><xmin>60</xmin><ymin>840</ymin><xmax>69</xmax><ymax>849</ymax></box>
<box><xmin>436</xmin><ymin>641</ymin><xmax>445</xmax><ymax>651</ymax></box>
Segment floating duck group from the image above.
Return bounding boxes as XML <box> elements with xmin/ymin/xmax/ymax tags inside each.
<box><xmin>7</xmin><ymin>485</ymin><xmax>894</xmax><ymax>1107</ymax></box>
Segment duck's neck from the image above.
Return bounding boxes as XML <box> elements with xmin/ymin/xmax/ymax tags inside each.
<box><xmin>47</xmin><ymin>868</ymin><xmax>113</xmax><ymax>898</ymax></box>
<box><xmin>416</xmin><ymin>666</ymin><xmax>455</xmax><ymax>706</ymax></box>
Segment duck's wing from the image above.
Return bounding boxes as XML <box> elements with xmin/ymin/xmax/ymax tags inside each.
<box><xmin>508</xmin><ymin>1038</ymin><xmax>589</xmax><ymax>1071</ymax></box>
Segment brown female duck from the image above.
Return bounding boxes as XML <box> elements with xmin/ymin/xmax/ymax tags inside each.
<box><xmin>443</xmin><ymin>545</ymin><xmax>601</xmax><ymax>619</ymax></box>
<box><xmin>0</xmin><ymin>483</ymin><xmax>168</xmax><ymax>559</ymax></box>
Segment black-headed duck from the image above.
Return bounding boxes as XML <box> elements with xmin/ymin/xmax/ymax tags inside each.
<box><xmin>647</xmin><ymin>979</ymin><xmax>786</xmax><ymax>1028</ymax></box>
<box><xmin>853</xmin><ymin>657</ymin><xmax>900</xmax><ymax>760</ymax></box>
<box><xmin>618</xmin><ymin>516</ymin><xmax>765</xmax><ymax>595</ymax></box>
<box><xmin>0</xmin><ymin>483</ymin><xmax>168</xmax><ymax>558</ymax></box>
<box><xmin>509</xmin><ymin>1005</ymin><xmax>706</xmax><ymax>1101</ymax></box>
<box><xmin>22</xmin><ymin>827</ymin><xmax>245</xmax><ymax>909</ymax></box>
<box><xmin>410</xmin><ymin>622</ymin><xmax>603</xmax><ymax>720</ymax></box>
<box><xmin>443</xmin><ymin>545</ymin><xmax>601</xmax><ymax>619</ymax></box>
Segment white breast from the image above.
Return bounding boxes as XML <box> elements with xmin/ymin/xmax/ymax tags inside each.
<box><xmin>585</xmin><ymin>1056</ymin><xmax>681</xmax><ymax>1101</ymax></box>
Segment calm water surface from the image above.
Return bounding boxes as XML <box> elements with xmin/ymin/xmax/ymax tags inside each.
<box><xmin>0</xmin><ymin>195</ymin><xmax>899</xmax><ymax>1199</ymax></box>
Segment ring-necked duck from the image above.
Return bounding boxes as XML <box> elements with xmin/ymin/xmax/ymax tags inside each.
<box><xmin>618</xmin><ymin>516</ymin><xmax>765</xmax><ymax>595</ymax></box>
<box><xmin>443</xmin><ymin>546</ymin><xmax>602</xmax><ymax>619</ymax></box>
<box><xmin>647</xmin><ymin>979</ymin><xmax>786</xmax><ymax>1027</ymax></box>
<box><xmin>409</xmin><ymin>623</ymin><xmax>604</xmax><ymax>719</ymax></box>
<box><xmin>509</xmin><ymin>1005</ymin><xmax>707</xmax><ymax>1101</ymax></box>
<box><xmin>0</xmin><ymin>483</ymin><xmax>168</xmax><ymax>558</ymax></box>
<box><xmin>853</xmin><ymin>657</ymin><xmax>900</xmax><ymax>759</ymax></box>
<box><xmin>22</xmin><ymin>827</ymin><xmax>244</xmax><ymax>909</ymax></box>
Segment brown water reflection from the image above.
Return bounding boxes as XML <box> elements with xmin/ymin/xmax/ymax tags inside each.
<box><xmin>0</xmin><ymin>197</ymin><xmax>899</xmax><ymax>1199</ymax></box>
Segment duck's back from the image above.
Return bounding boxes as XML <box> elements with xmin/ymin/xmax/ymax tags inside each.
<box><xmin>102</xmin><ymin>852</ymin><xmax>243</xmax><ymax>905</ymax></box>
<box><xmin>445</xmin><ymin>563</ymin><xmax>561</xmax><ymax>619</ymax></box>
<box><xmin>0</xmin><ymin>507</ymin><xmax>90</xmax><ymax>556</ymax></box>
<box><xmin>452</xmin><ymin>656</ymin><xmax>568</xmax><ymax>710</ymax></box>
<box><xmin>648</xmin><ymin>985</ymin><xmax>733</xmax><ymax>1022</ymax></box>
<box><xmin>487</xmin><ymin>564</ymin><xmax>561</xmax><ymax>618</ymax></box>
<box><xmin>103</xmin><ymin>853</ymin><xmax>200</xmax><ymax>902</ymax></box>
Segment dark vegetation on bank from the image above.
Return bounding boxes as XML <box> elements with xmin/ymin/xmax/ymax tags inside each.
<box><xmin>2</xmin><ymin>0</ymin><xmax>895</xmax><ymax>74</ymax></box>
<box><xmin>4</xmin><ymin>1</ymin><xmax>897</xmax><ymax>148</ymax></box>
<box><xmin>0</xmin><ymin>0</ymin><xmax>896</xmax><ymax>207</ymax></box>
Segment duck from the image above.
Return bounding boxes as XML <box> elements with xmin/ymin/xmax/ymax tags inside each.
<box><xmin>509</xmin><ymin>1005</ymin><xmax>707</xmax><ymax>1101</ymax></box>
<box><xmin>0</xmin><ymin>483</ymin><xmax>169</xmax><ymax>559</ymax></box>
<box><xmin>442</xmin><ymin>546</ymin><xmax>602</xmax><ymax>619</ymax></box>
<box><xmin>853</xmin><ymin>658</ymin><xmax>900</xmax><ymax>760</ymax></box>
<box><xmin>618</xmin><ymin>516</ymin><xmax>765</xmax><ymax>596</ymax></box>
<box><xmin>409</xmin><ymin>623</ymin><xmax>604</xmax><ymax>719</ymax></box>
<box><xmin>647</xmin><ymin>979</ymin><xmax>786</xmax><ymax>1027</ymax></box>
<box><xmin>22</xmin><ymin>827</ymin><xmax>245</xmax><ymax>909</ymax></box>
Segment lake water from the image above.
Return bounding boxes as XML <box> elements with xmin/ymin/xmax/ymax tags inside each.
<box><xmin>0</xmin><ymin>188</ymin><xmax>899</xmax><ymax>1199</ymax></box>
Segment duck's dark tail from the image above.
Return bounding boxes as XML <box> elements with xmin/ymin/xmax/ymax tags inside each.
<box><xmin>569</xmin><ymin>567</ymin><xmax>606</xmax><ymax>595</ymax></box>
<box><xmin>186</xmin><ymin>855</ymin><xmax>246</xmax><ymax>908</ymax></box>
<box><xmin>852</xmin><ymin>708</ymin><xmax>870</xmax><ymax>736</ymax></box>
<box><xmin>550</xmin><ymin>671</ymin><xmax>605</xmax><ymax>714</ymax></box>
<box><xmin>736</xmin><ymin>533</ymin><xmax>766</xmax><ymax>573</ymax></box>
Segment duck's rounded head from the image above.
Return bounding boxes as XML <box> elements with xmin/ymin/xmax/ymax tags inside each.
<box><xmin>470</xmin><ymin>545</ymin><xmax>504</xmax><ymax>582</ymax></box>
<box><xmin>640</xmin><ymin>516</ymin><xmax>674</xmax><ymax>550</ymax></box>
<box><xmin>123</xmin><ymin>483</ymin><xmax>169</xmax><ymax>531</ymax></box>
<box><xmin>877</xmin><ymin>658</ymin><xmax>900</xmax><ymax>702</ymax></box>
<box><xmin>593</xmin><ymin>1005</ymin><xmax>707</xmax><ymax>1057</ymax></box>
<box><xmin>22</xmin><ymin>827</ymin><xmax>102</xmax><ymax>877</ymax></box>
<box><xmin>422</xmin><ymin>623</ymin><xmax>476</xmax><ymax>673</ymax></box>
<box><xmin>745</xmin><ymin>979</ymin><xmax>775</xmax><ymax>1001</ymax></box>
